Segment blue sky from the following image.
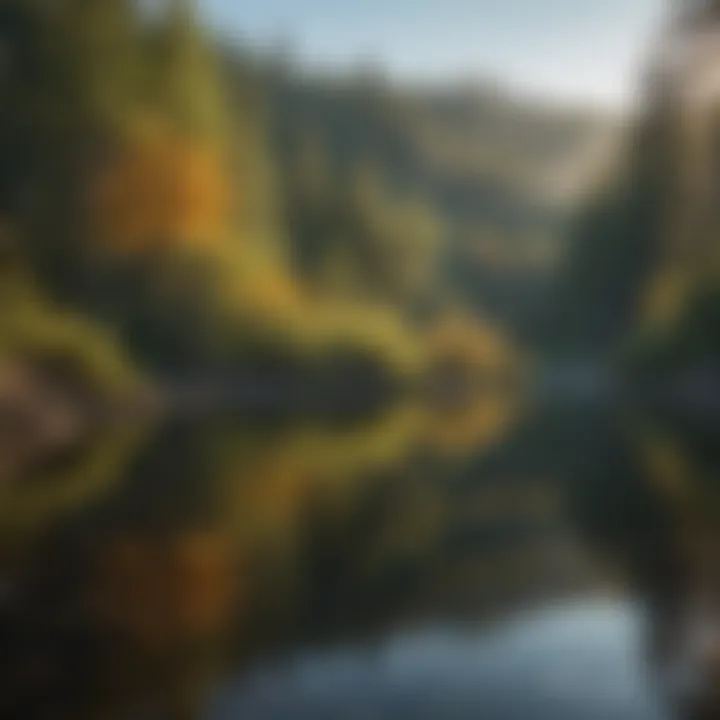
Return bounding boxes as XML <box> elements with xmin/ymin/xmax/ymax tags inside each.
<box><xmin>198</xmin><ymin>0</ymin><xmax>666</xmax><ymax>108</ymax></box>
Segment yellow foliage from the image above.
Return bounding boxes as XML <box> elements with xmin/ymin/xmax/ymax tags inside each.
<box><xmin>421</xmin><ymin>392</ymin><xmax>520</xmax><ymax>456</ymax></box>
<box><xmin>640</xmin><ymin>266</ymin><xmax>692</xmax><ymax>331</ymax></box>
<box><xmin>425</xmin><ymin>311</ymin><xmax>518</xmax><ymax>375</ymax></box>
<box><xmin>0</xmin><ymin>423</ymin><xmax>149</xmax><ymax>556</ymax></box>
<box><xmin>231</xmin><ymin>259</ymin><xmax>307</xmax><ymax>321</ymax></box>
<box><xmin>221</xmin><ymin>407</ymin><xmax>424</xmax><ymax>545</ymax></box>
<box><xmin>0</xmin><ymin>291</ymin><xmax>144</xmax><ymax>400</ymax></box>
<box><xmin>92</xmin><ymin>117</ymin><xmax>231</xmax><ymax>254</ymax></box>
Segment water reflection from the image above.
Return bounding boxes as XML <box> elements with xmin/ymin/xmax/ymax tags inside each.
<box><xmin>212</xmin><ymin>600</ymin><xmax>666</xmax><ymax>720</ymax></box>
<box><xmin>0</xmin><ymin>389</ymin><xmax>718</xmax><ymax>719</ymax></box>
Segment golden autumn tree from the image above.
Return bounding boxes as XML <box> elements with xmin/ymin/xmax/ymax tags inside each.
<box><xmin>91</xmin><ymin>0</ymin><xmax>233</xmax><ymax>257</ymax></box>
<box><xmin>0</xmin><ymin>0</ymin><xmax>432</xmax><ymax>374</ymax></box>
<box><xmin>85</xmin><ymin>0</ymin><xmax>310</xmax><ymax>363</ymax></box>
<box><xmin>92</xmin><ymin>117</ymin><xmax>231</xmax><ymax>254</ymax></box>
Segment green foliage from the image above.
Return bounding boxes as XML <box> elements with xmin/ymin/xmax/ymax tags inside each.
<box><xmin>0</xmin><ymin>272</ymin><xmax>143</xmax><ymax>400</ymax></box>
<box><xmin>543</xmin><ymin>139</ymin><xmax>662</xmax><ymax>357</ymax></box>
<box><xmin>284</xmin><ymin>142</ymin><xmax>443</xmax><ymax>307</ymax></box>
<box><xmin>0</xmin><ymin>0</ymin><xmax>525</xmax><ymax>388</ymax></box>
<box><xmin>628</xmin><ymin>284</ymin><xmax>720</xmax><ymax>377</ymax></box>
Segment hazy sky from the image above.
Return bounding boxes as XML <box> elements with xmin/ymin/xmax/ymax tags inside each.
<box><xmin>199</xmin><ymin>0</ymin><xmax>667</xmax><ymax>108</ymax></box>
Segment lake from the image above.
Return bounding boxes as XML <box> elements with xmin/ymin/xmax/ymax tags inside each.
<box><xmin>211</xmin><ymin>599</ymin><xmax>667</xmax><ymax>720</ymax></box>
<box><xmin>0</xmin><ymin>390</ymin><xmax>711</xmax><ymax>719</ymax></box>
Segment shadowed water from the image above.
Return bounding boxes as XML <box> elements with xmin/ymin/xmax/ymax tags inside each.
<box><xmin>0</xmin><ymin>388</ymin><xmax>715</xmax><ymax>719</ymax></box>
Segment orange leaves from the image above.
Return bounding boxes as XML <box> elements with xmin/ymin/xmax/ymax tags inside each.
<box><xmin>91</xmin><ymin>119</ymin><xmax>231</xmax><ymax>255</ymax></box>
<box><xmin>93</xmin><ymin>531</ymin><xmax>239</xmax><ymax>653</ymax></box>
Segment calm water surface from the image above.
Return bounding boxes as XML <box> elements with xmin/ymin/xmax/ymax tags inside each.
<box><xmin>211</xmin><ymin>600</ymin><xmax>667</xmax><ymax>720</ymax></box>
<box><xmin>0</xmin><ymin>392</ymin><xmax>710</xmax><ymax>719</ymax></box>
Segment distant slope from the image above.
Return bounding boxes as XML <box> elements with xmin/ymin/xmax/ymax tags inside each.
<box><xmin>225</xmin><ymin>57</ymin><xmax>622</xmax><ymax>339</ymax></box>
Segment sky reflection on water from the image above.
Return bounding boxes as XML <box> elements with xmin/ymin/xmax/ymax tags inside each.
<box><xmin>211</xmin><ymin>598</ymin><xmax>669</xmax><ymax>720</ymax></box>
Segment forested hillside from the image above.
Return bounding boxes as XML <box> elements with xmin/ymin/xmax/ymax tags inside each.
<box><xmin>0</xmin><ymin>0</ymin><xmax>618</xmax><ymax>415</ymax></box>
<box><xmin>256</xmin><ymin>61</ymin><xmax>619</xmax><ymax>338</ymax></box>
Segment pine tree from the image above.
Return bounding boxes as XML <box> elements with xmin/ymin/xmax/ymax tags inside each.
<box><xmin>148</xmin><ymin>0</ymin><xmax>227</xmax><ymax>139</ymax></box>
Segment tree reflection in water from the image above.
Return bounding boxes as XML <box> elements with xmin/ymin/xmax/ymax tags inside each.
<box><xmin>0</xmin><ymin>391</ymin><xmax>715</xmax><ymax>719</ymax></box>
